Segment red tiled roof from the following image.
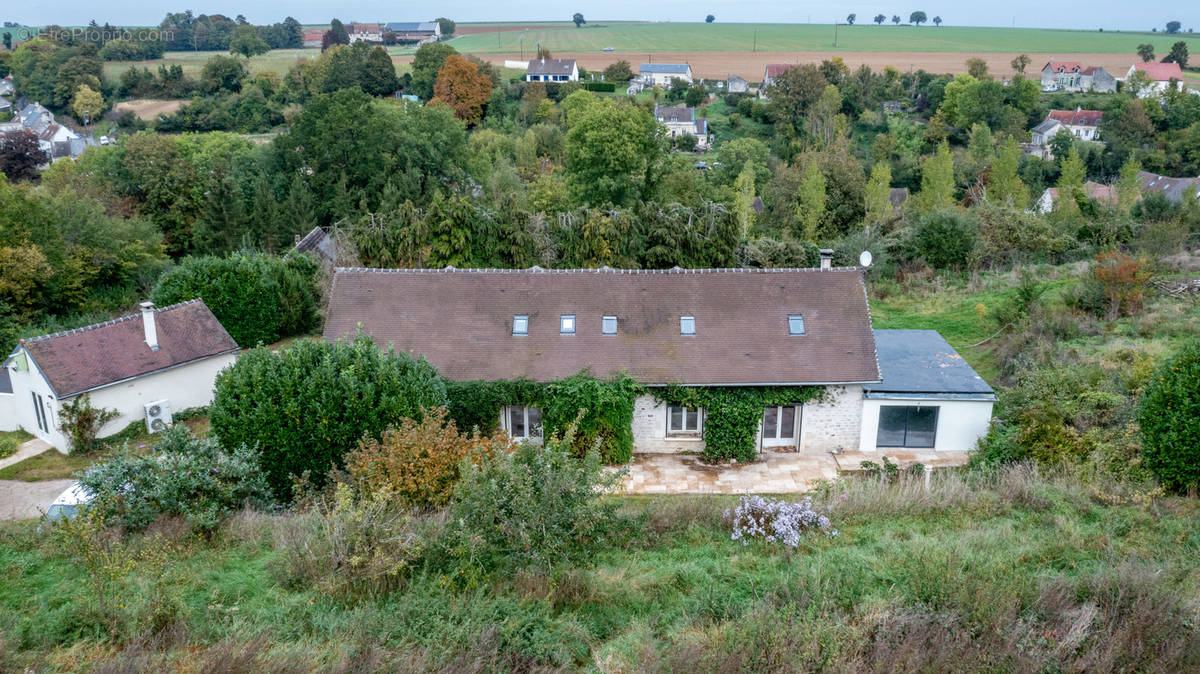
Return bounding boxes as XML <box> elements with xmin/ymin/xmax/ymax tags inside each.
<box><xmin>1044</xmin><ymin>61</ymin><xmax>1084</xmax><ymax>73</ymax></box>
<box><xmin>351</xmin><ymin>23</ymin><xmax>381</xmax><ymax>33</ymax></box>
<box><xmin>1046</xmin><ymin>181</ymin><xmax>1117</xmax><ymax>204</ymax></box>
<box><xmin>323</xmin><ymin>268</ymin><xmax>881</xmax><ymax>386</ymax></box>
<box><xmin>19</xmin><ymin>300</ymin><xmax>238</xmax><ymax>397</ymax></box>
<box><xmin>1132</xmin><ymin>62</ymin><xmax>1184</xmax><ymax>81</ymax></box>
<box><xmin>764</xmin><ymin>64</ymin><xmax>794</xmax><ymax>78</ymax></box>
<box><xmin>1047</xmin><ymin>109</ymin><xmax>1103</xmax><ymax>127</ymax></box>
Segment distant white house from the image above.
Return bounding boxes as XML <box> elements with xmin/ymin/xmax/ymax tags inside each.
<box><xmin>1040</xmin><ymin>61</ymin><xmax>1117</xmax><ymax>93</ymax></box>
<box><xmin>1126</xmin><ymin>62</ymin><xmax>1185</xmax><ymax>98</ymax></box>
<box><xmin>0</xmin><ymin>101</ymin><xmax>87</xmax><ymax>160</ymax></box>
<box><xmin>525</xmin><ymin>58</ymin><xmax>579</xmax><ymax>83</ymax></box>
<box><xmin>639</xmin><ymin>63</ymin><xmax>693</xmax><ymax>87</ymax></box>
<box><xmin>383</xmin><ymin>21</ymin><xmax>441</xmax><ymax>44</ymax></box>
<box><xmin>1</xmin><ymin>300</ymin><xmax>239</xmax><ymax>451</ymax></box>
<box><xmin>1033</xmin><ymin>181</ymin><xmax>1117</xmax><ymax>214</ymax></box>
<box><xmin>654</xmin><ymin>105</ymin><xmax>710</xmax><ymax>150</ymax></box>
<box><xmin>348</xmin><ymin>23</ymin><xmax>382</xmax><ymax>43</ymax></box>
<box><xmin>725</xmin><ymin>75</ymin><xmax>749</xmax><ymax>93</ymax></box>
<box><xmin>759</xmin><ymin>63</ymin><xmax>793</xmax><ymax>98</ymax></box>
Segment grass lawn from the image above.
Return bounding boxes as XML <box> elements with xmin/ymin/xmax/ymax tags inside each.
<box><xmin>0</xmin><ymin>449</ymin><xmax>97</xmax><ymax>481</ymax></box>
<box><xmin>445</xmin><ymin>22</ymin><xmax>1200</xmax><ymax>55</ymax></box>
<box><xmin>101</xmin><ymin>50</ymin><xmax>415</xmax><ymax>81</ymax></box>
<box><xmin>1</xmin><ymin>468</ymin><xmax>1197</xmax><ymax>670</ymax></box>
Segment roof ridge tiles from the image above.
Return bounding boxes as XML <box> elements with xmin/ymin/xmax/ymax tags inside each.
<box><xmin>20</xmin><ymin>299</ymin><xmax>204</xmax><ymax>345</ymax></box>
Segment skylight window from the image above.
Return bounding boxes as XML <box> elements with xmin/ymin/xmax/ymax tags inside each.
<box><xmin>788</xmin><ymin>315</ymin><xmax>806</xmax><ymax>336</ymax></box>
<box><xmin>602</xmin><ymin>316</ymin><xmax>617</xmax><ymax>335</ymax></box>
<box><xmin>680</xmin><ymin>316</ymin><xmax>695</xmax><ymax>336</ymax></box>
<box><xmin>512</xmin><ymin>315</ymin><xmax>528</xmax><ymax>336</ymax></box>
<box><xmin>560</xmin><ymin>314</ymin><xmax>576</xmax><ymax>335</ymax></box>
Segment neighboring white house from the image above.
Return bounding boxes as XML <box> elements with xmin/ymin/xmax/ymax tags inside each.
<box><xmin>639</xmin><ymin>63</ymin><xmax>693</xmax><ymax>87</ymax></box>
<box><xmin>726</xmin><ymin>75</ymin><xmax>749</xmax><ymax>93</ymax></box>
<box><xmin>1028</xmin><ymin>108</ymin><xmax>1103</xmax><ymax>159</ymax></box>
<box><xmin>1</xmin><ymin>300</ymin><xmax>239</xmax><ymax>452</ymax></box>
<box><xmin>759</xmin><ymin>63</ymin><xmax>793</xmax><ymax>98</ymax></box>
<box><xmin>1126</xmin><ymin>62</ymin><xmax>1185</xmax><ymax>98</ymax></box>
<box><xmin>525</xmin><ymin>58</ymin><xmax>579</xmax><ymax>83</ymax></box>
<box><xmin>654</xmin><ymin>105</ymin><xmax>710</xmax><ymax>150</ymax></box>
<box><xmin>348</xmin><ymin>23</ymin><xmax>382</xmax><ymax>43</ymax></box>
<box><xmin>1040</xmin><ymin>61</ymin><xmax>1117</xmax><ymax>92</ymax></box>
<box><xmin>859</xmin><ymin>330</ymin><xmax>995</xmax><ymax>453</ymax></box>
<box><xmin>323</xmin><ymin>267</ymin><xmax>996</xmax><ymax>464</ymax></box>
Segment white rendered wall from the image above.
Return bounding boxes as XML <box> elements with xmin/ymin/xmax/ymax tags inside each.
<box><xmin>859</xmin><ymin>398</ymin><xmax>994</xmax><ymax>453</ymax></box>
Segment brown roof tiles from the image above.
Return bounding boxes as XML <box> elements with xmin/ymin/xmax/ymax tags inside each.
<box><xmin>322</xmin><ymin>268</ymin><xmax>881</xmax><ymax>386</ymax></box>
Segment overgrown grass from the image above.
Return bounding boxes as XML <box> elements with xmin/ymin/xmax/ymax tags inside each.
<box><xmin>2</xmin><ymin>465</ymin><xmax>1198</xmax><ymax>671</ymax></box>
<box><xmin>0</xmin><ymin>418</ymin><xmax>209</xmax><ymax>481</ymax></box>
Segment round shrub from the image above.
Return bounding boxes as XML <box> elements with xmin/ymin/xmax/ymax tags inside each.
<box><xmin>210</xmin><ymin>336</ymin><xmax>447</xmax><ymax>499</ymax></box>
<box><xmin>1138</xmin><ymin>340</ymin><xmax>1200</xmax><ymax>492</ymax></box>
<box><xmin>908</xmin><ymin>208</ymin><xmax>979</xmax><ymax>269</ymax></box>
<box><xmin>151</xmin><ymin>251</ymin><xmax>320</xmax><ymax>347</ymax></box>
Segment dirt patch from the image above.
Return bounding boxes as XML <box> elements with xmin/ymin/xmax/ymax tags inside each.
<box><xmin>437</xmin><ymin>51</ymin><xmax>1141</xmax><ymax>81</ymax></box>
<box><xmin>113</xmin><ymin>99</ymin><xmax>186</xmax><ymax>121</ymax></box>
<box><xmin>0</xmin><ymin>479</ymin><xmax>74</xmax><ymax>521</ymax></box>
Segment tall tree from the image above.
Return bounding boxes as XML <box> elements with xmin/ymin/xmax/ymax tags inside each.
<box><xmin>1163</xmin><ymin>41</ymin><xmax>1189</xmax><ymax>67</ymax></box>
<box><xmin>1056</xmin><ymin>146</ymin><xmax>1086</xmax><ymax>212</ymax></box>
<box><xmin>988</xmin><ymin>138</ymin><xmax>1028</xmax><ymax>209</ymax></box>
<box><xmin>565</xmin><ymin>99</ymin><xmax>666</xmax><ymax>206</ymax></box>
<box><xmin>1165</xmin><ymin>20</ymin><xmax>1182</xmax><ymax>34</ymax></box>
<box><xmin>1137</xmin><ymin>43</ymin><xmax>1155</xmax><ymax>62</ymax></box>
<box><xmin>410</xmin><ymin>42</ymin><xmax>457</xmax><ymax>100</ymax></box>
<box><xmin>435</xmin><ymin>18</ymin><xmax>456</xmax><ymax>38</ymax></box>
<box><xmin>0</xmin><ymin>130</ymin><xmax>44</xmax><ymax>181</ymax></box>
<box><xmin>915</xmin><ymin>142</ymin><xmax>956</xmax><ymax>212</ymax></box>
<box><xmin>933</xmin><ymin>16</ymin><xmax>942</xmax><ymax>26</ymax></box>
<box><xmin>1011</xmin><ymin>53</ymin><xmax>1031</xmax><ymax>74</ymax></box>
<box><xmin>572</xmin><ymin>13</ymin><xmax>586</xmax><ymax>27</ymax></box>
<box><xmin>323</xmin><ymin>19</ymin><xmax>350</xmax><ymax>51</ymax></box>
<box><xmin>910</xmin><ymin>11</ymin><xmax>927</xmax><ymax>26</ymax></box>
<box><xmin>846</xmin><ymin>14</ymin><xmax>856</xmax><ymax>25</ymax></box>
<box><xmin>892</xmin><ymin>15</ymin><xmax>901</xmax><ymax>25</ymax></box>
<box><xmin>229</xmin><ymin>24</ymin><xmax>269</xmax><ymax>58</ymax></box>
<box><xmin>706</xmin><ymin>15</ymin><xmax>716</xmax><ymax>23</ymax></box>
<box><xmin>796</xmin><ymin>159</ymin><xmax>826</xmax><ymax>242</ymax></box>
<box><xmin>864</xmin><ymin>161</ymin><xmax>893</xmax><ymax>226</ymax></box>
<box><xmin>765</xmin><ymin>63</ymin><xmax>827</xmax><ymax>131</ymax></box>
<box><xmin>874</xmin><ymin>14</ymin><xmax>886</xmax><ymax>25</ymax></box>
<box><xmin>966</xmin><ymin>57</ymin><xmax>989</xmax><ymax>80</ymax></box>
<box><xmin>71</xmin><ymin>84</ymin><xmax>105</xmax><ymax>123</ymax></box>
<box><xmin>360</xmin><ymin>45</ymin><xmax>399</xmax><ymax>95</ymax></box>
<box><xmin>733</xmin><ymin>161</ymin><xmax>757</xmax><ymax>239</ymax></box>
<box><xmin>432</xmin><ymin>54</ymin><xmax>494</xmax><ymax>125</ymax></box>
<box><xmin>1116</xmin><ymin>157</ymin><xmax>1142</xmax><ymax>213</ymax></box>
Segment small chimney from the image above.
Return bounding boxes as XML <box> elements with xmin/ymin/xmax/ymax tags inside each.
<box><xmin>819</xmin><ymin>249</ymin><xmax>835</xmax><ymax>270</ymax></box>
<box><xmin>140</xmin><ymin>302</ymin><xmax>159</xmax><ymax>351</ymax></box>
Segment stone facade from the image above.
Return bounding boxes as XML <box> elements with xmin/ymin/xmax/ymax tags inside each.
<box><xmin>631</xmin><ymin>395</ymin><xmax>706</xmax><ymax>453</ymax></box>
<box><xmin>796</xmin><ymin>385</ymin><xmax>863</xmax><ymax>454</ymax></box>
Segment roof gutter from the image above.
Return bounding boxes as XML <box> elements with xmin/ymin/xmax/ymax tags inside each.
<box><xmin>642</xmin><ymin>380</ymin><xmax>883</xmax><ymax>387</ymax></box>
<box><xmin>55</xmin><ymin>348</ymin><xmax>240</xmax><ymax>400</ymax></box>
<box><xmin>864</xmin><ymin>391</ymin><xmax>998</xmax><ymax>402</ymax></box>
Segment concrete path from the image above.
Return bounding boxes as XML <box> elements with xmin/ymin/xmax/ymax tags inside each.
<box><xmin>833</xmin><ymin>450</ymin><xmax>971</xmax><ymax>471</ymax></box>
<box><xmin>0</xmin><ymin>479</ymin><xmax>73</xmax><ymax>521</ymax></box>
<box><xmin>620</xmin><ymin>451</ymin><xmax>840</xmax><ymax>494</ymax></box>
<box><xmin>0</xmin><ymin>438</ymin><xmax>53</xmax><ymax>472</ymax></box>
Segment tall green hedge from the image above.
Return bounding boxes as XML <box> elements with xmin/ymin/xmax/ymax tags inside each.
<box><xmin>655</xmin><ymin>386</ymin><xmax>825</xmax><ymax>463</ymax></box>
<box><xmin>445</xmin><ymin>371</ymin><xmax>639</xmax><ymax>464</ymax></box>
<box><xmin>1138</xmin><ymin>340</ymin><xmax>1200</xmax><ymax>492</ymax></box>
<box><xmin>210</xmin><ymin>336</ymin><xmax>447</xmax><ymax>499</ymax></box>
<box><xmin>151</xmin><ymin>251</ymin><xmax>321</xmax><ymax>347</ymax></box>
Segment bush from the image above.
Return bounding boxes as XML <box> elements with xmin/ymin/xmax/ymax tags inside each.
<box><xmin>581</xmin><ymin>81</ymin><xmax>616</xmax><ymax>92</ymax></box>
<box><xmin>1138</xmin><ymin>340</ymin><xmax>1200</xmax><ymax>492</ymax></box>
<box><xmin>210</xmin><ymin>335</ymin><xmax>447</xmax><ymax>499</ymax></box>
<box><xmin>675</xmin><ymin>133</ymin><xmax>698</xmax><ymax>152</ymax></box>
<box><xmin>441</xmin><ymin>422</ymin><xmax>626</xmax><ymax>577</ymax></box>
<box><xmin>1091</xmin><ymin>250</ymin><xmax>1152</xmax><ymax>320</ymax></box>
<box><xmin>151</xmin><ymin>251</ymin><xmax>320</xmax><ymax>347</ymax></box>
<box><xmin>907</xmin><ymin>208</ymin><xmax>979</xmax><ymax>269</ymax></box>
<box><xmin>57</xmin><ymin>395</ymin><xmax>118</xmax><ymax>454</ymax></box>
<box><xmin>76</xmin><ymin>425</ymin><xmax>272</xmax><ymax>532</ymax></box>
<box><xmin>0</xmin><ymin>435</ymin><xmax>18</xmax><ymax>459</ymax></box>
<box><xmin>345</xmin><ymin>407</ymin><xmax>513</xmax><ymax>507</ymax></box>
<box><xmin>726</xmin><ymin>494</ymin><xmax>836</xmax><ymax>547</ymax></box>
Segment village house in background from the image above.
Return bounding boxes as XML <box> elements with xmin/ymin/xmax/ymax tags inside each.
<box><xmin>0</xmin><ymin>301</ymin><xmax>239</xmax><ymax>451</ymax></box>
<box><xmin>1126</xmin><ymin>62</ymin><xmax>1185</xmax><ymax>97</ymax></box>
<box><xmin>1028</xmin><ymin>108</ymin><xmax>1103</xmax><ymax>159</ymax></box>
<box><xmin>725</xmin><ymin>75</ymin><xmax>749</xmax><ymax>93</ymax></box>
<box><xmin>301</xmin><ymin>29</ymin><xmax>325</xmax><ymax>48</ymax></box>
<box><xmin>348</xmin><ymin>23</ymin><xmax>382</xmax><ymax>43</ymax></box>
<box><xmin>1033</xmin><ymin>181</ymin><xmax>1117</xmax><ymax>213</ymax></box>
<box><xmin>1137</xmin><ymin>171</ymin><xmax>1200</xmax><ymax>202</ymax></box>
<box><xmin>638</xmin><ymin>63</ymin><xmax>693</xmax><ymax>87</ymax></box>
<box><xmin>760</xmin><ymin>63</ymin><xmax>793</xmax><ymax>97</ymax></box>
<box><xmin>323</xmin><ymin>267</ymin><xmax>995</xmax><ymax>459</ymax></box>
<box><xmin>654</xmin><ymin>104</ymin><xmax>711</xmax><ymax>150</ymax></box>
<box><xmin>0</xmin><ymin>101</ymin><xmax>87</xmax><ymax>160</ymax></box>
<box><xmin>1039</xmin><ymin>61</ymin><xmax>1117</xmax><ymax>92</ymax></box>
<box><xmin>383</xmin><ymin>21</ymin><xmax>441</xmax><ymax>44</ymax></box>
<box><xmin>525</xmin><ymin>58</ymin><xmax>579</xmax><ymax>83</ymax></box>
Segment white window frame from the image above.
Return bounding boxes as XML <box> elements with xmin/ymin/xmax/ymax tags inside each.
<box><xmin>762</xmin><ymin>404</ymin><xmax>801</xmax><ymax>445</ymax></box>
<box><xmin>512</xmin><ymin>314</ymin><xmax>529</xmax><ymax>336</ymax></box>
<box><xmin>602</xmin><ymin>315</ymin><xmax>617</xmax><ymax>335</ymax></box>
<box><xmin>680</xmin><ymin>316</ymin><xmax>695</xmax><ymax>336</ymax></box>
<box><xmin>788</xmin><ymin>314</ymin><xmax>805</xmax><ymax>336</ymax></box>
<box><xmin>666</xmin><ymin>404</ymin><xmax>702</xmax><ymax>436</ymax></box>
<box><xmin>560</xmin><ymin>314</ymin><xmax>576</xmax><ymax>335</ymax></box>
<box><xmin>504</xmin><ymin>405</ymin><xmax>543</xmax><ymax>440</ymax></box>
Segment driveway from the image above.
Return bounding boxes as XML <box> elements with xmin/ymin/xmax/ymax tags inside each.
<box><xmin>620</xmin><ymin>451</ymin><xmax>840</xmax><ymax>494</ymax></box>
<box><xmin>0</xmin><ymin>438</ymin><xmax>52</xmax><ymax>472</ymax></box>
<box><xmin>0</xmin><ymin>479</ymin><xmax>73</xmax><ymax>521</ymax></box>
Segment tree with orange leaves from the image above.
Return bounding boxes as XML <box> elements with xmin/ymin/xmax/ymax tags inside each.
<box><xmin>431</xmin><ymin>54</ymin><xmax>493</xmax><ymax>125</ymax></box>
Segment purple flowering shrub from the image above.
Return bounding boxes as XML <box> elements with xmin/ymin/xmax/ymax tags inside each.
<box><xmin>726</xmin><ymin>494</ymin><xmax>836</xmax><ymax>547</ymax></box>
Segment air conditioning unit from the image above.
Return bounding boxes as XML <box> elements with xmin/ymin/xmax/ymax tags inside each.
<box><xmin>144</xmin><ymin>399</ymin><xmax>173</xmax><ymax>434</ymax></box>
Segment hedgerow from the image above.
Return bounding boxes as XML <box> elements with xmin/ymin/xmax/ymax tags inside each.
<box><xmin>1138</xmin><ymin>340</ymin><xmax>1200</xmax><ymax>492</ymax></box>
<box><xmin>654</xmin><ymin>386</ymin><xmax>825</xmax><ymax>462</ymax></box>
<box><xmin>210</xmin><ymin>335</ymin><xmax>446</xmax><ymax>499</ymax></box>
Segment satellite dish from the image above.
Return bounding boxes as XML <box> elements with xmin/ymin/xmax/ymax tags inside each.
<box><xmin>858</xmin><ymin>250</ymin><xmax>874</xmax><ymax>268</ymax></box>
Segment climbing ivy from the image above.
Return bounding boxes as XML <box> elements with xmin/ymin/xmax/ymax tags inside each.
<box><xmin>445</xmin><ymin>370</ymin><xmax>640</xmax><ymax>464</ymax></box>
<box><xmin>653</xmin><ymin>385</ymin><xmax>826</xmax><ymax>463</ymax></box>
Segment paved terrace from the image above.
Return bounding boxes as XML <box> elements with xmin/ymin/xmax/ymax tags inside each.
<box><xmin>619</xmin><ymin>450</ymin><xmax>970</xmax><ymax>495</ymax></box>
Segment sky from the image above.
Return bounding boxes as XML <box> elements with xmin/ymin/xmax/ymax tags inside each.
<box><xmin>1</xmin><ymin>1</ymin><xmax>1196</xmax><ymax>31</ymax></box>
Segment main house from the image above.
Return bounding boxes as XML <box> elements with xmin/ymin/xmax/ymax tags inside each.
<box><xmin>0</xmin><ymin>300</ymin><xmax>239</xmax><ymax>451</ymax></box>
<box><xmin>1040</xmin><ymin>61</ymin><xmax>1117</xmax><ymax>92</ymax></box>
<box><xmin>654</xmin><ymin>105</ymin><xmax>710</xmax><ymax>150</ymax></box>
<box><xmin>323</xmin><ymin>268</ymin><xmax>995</xmax><ymax>458</ymax></box>
<box><xmin>525</xmin><ymin>58</ymin><xmax>579</xmax><ymax>83</ymax></box>
<box><xmin>639</xmin><ymin>63</ymin><xmax>693</xmax><ymax>87</ymax></box>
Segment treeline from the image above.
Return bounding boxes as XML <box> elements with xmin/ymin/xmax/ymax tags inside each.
<box><xmin>157</xmin><ymin>12</ymin><xmax>302</xmax><ymax>52</ymax></box>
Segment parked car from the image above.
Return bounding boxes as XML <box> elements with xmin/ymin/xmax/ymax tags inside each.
<box><xmin>42</xmin><ymin>481</ymin><xmax>93</xmax><ymax>523</ymax></box>
<box><xmin>602</xmin><ymin>46</ymin><xmax>614</xmax><ymax>52</ymax></box>
<box><xmin>99</xmin><ymin>135</ymin><xmax>110</xmax><ymax>145</ymax></box>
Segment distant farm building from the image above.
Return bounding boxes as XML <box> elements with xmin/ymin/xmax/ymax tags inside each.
<box><xmin>1040</xmin><ymin>62</ymin><xmax>1116</xmax><ymax>93</ymax></box>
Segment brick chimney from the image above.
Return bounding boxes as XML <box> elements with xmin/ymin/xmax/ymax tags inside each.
<box><xmin>819</xmin><ymin>249</ymin><xmax>835</xmax><ymax>270</ymax></box>
<box><xmin>140</xmin><ymin>302</ymin><xmax>159</xmax><ymax>351</ymax></box>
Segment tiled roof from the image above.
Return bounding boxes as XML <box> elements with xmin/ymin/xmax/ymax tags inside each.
<box><xmin>764</xmin><ymin>63</ymin><xmax>793</xmax><ymax>78</ymax></box>
<box><xmin>639</xmin><ymin>63</ymin><xmax>691</xmax><ymax>74</ymax></box>
<box><xmin>1044</xmin><ymin>61</ymin><xmax>1084</xmax><ymax>73</ymax></box>
<box><xmin>1132</xmin><ymin>61</ymin><xmax>1184</xmax><ymax>81</ymax></box>
<box><xmin>1047</xmin><ymin>109</ymin><xmax>1102</xmax><ymax>127</ymax></box>
<box><xmin>351</xmin><ymin>23</ymin><xmax>380</xmax><ymax>33</ymax></box>
<box><xmin>1032</xmin><ymin>118</ymin><xmax>1063</xmax><ymax>134</ymax></box>
<box><xmin>866</xmin><ymin>330</ymin><xmax>994</xmax><ymax>396</ymax></box>
<box><xmin>323</xmin><ymin>268</ymin><xmax>881</xmax><ymax>386</ymax></box>
<box><xmin>526</xmin><ymin>58</ymin><xmax>576</xmax><ymax>76</ymax></box>
<box><xmin>1138</xmin><ymin>170</ymin><xmax>1200</xmax><ymax>202</ymax></box>
<box><xmin>1045</xmin><ymin>181</ymin><xmax>1117</xmax><ymax>204</ymax></box>
<box><xmin>655</xmin><ymin>105</ymin><xmax>694</xmax><ymax>122</ymax></box>
<box><xmin>385</xmin><ymin>21</ymin><xmax>438</xmax><ymax>33</ymax></box>
<box><xmin>13</xmin><ymin>300</ymin><xmax>238</xmax><ymax>397</ymax></box>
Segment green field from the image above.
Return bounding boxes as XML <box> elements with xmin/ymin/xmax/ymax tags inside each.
<box><xmin>447</xmin><ymin>22</ymin><xmax>1200</xmax><ymax>54</ymax></box>
<box><xmin>101</xmin><ymin>49</ymin><xmax>419</xmax><ymax>80</ymax></box>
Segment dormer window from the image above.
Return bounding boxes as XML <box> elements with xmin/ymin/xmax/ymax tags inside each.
<box><xmin>602</xmin><ymin>316</ymin><xmax>617</xmax><ymax>335</ymax></box>
<box><xmin>512</xmin><ymin>315</ymin><xmax>528</xmax><ymax>336</ymax></box>
<box><xmin>560</xmin><ymin>314</ymin><xmax>576</xmax><ymax>335</ymax></box>
<box><xmin>680</xmin><ymin>316</ymin><xmax>695</xmax><ymax>336</ymax></box>
<box><xmin>788</xmin><ymin>315</ymin><xmax>806</xmax><ymax>336</ymax></box>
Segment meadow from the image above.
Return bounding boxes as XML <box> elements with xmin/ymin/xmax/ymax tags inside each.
<box><xmin>446</xmin><ymin>22</ymin><xmax>1200</xmax><ymax>55</ymax></box>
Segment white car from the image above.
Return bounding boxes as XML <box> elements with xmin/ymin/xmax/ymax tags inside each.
<box><xmin>43</xmin><ymin>481</ymin><xmax>93</xmax><ymax>523</ymax></box>
<box><xmin>99</xmin><ymin>135</ymin><xmax>110</xmax><ymax>145</ymax></box>
<box><xmin>602</xmin><ymin>46</ymin><xmax>614</xmax><ymax>52</ymax></box>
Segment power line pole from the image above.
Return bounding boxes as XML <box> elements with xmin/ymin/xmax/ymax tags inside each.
<box><xmin>753</xmin><ymin>29</ymin><xmax>757</xmax><ymax>52</ymax></box>
<box><xmin>834</xmin><ymin>22</ymin><xmax>838</xmax><ymax>47</ymax></box>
